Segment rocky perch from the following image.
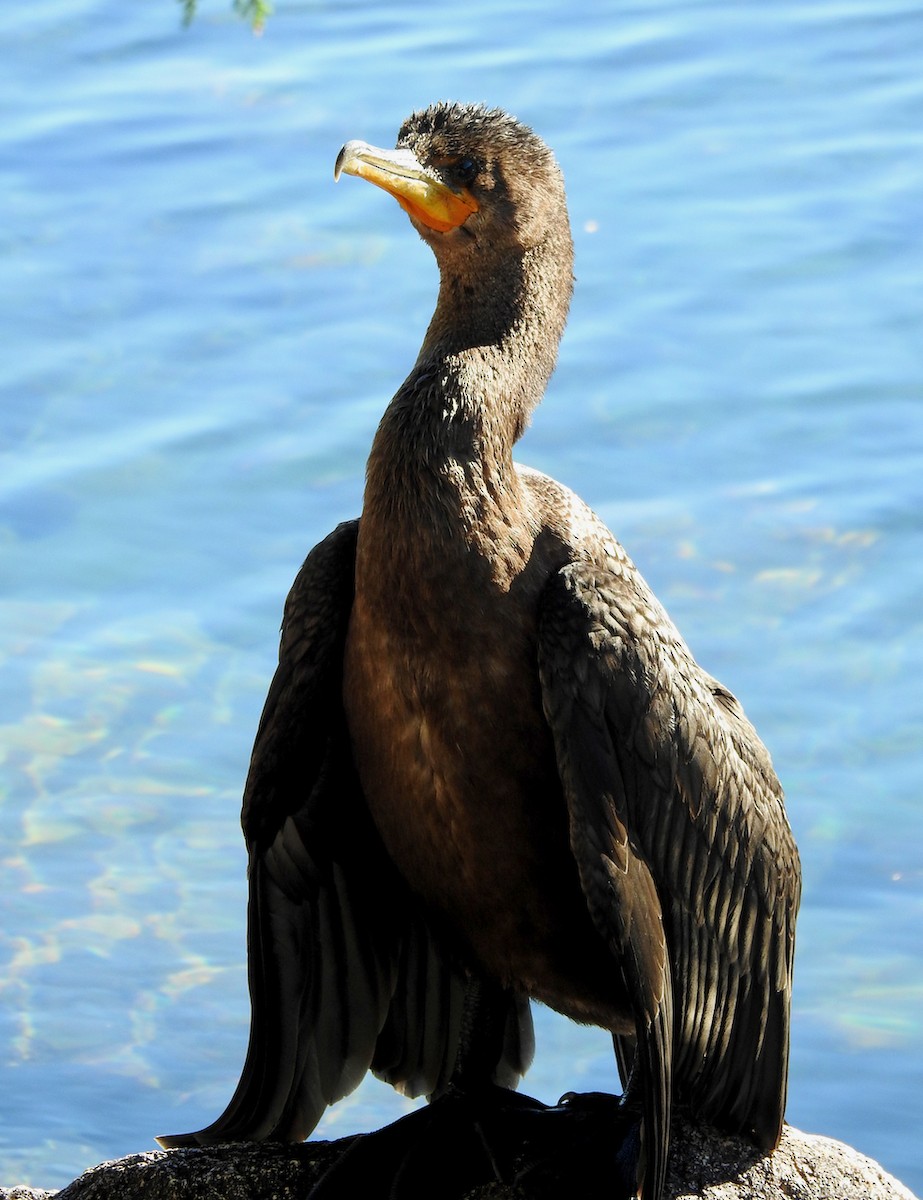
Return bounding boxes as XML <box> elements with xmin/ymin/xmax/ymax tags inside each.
<box><xmin>2</xmin><ymin>1119</ymin><xmax>917</xmax><ymax>1200</ymax></box>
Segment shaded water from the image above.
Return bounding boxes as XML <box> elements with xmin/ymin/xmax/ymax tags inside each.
<box><xmin>2</xmin><ymin>0</ymin><xmax>921</xmax><ymax>1191</ymax></box>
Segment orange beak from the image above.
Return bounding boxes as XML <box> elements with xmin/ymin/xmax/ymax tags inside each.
<box><xmin>334</xmin><ymin>140</ymin><xmax>479</xmax><ymax>233</ymax></box>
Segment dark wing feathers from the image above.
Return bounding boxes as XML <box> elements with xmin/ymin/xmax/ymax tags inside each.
<box><xmin>371</xmin><ymin>918</ymin><xmax>466</xmax><ymax>1098</ymax></box>
<box><xmin>158</xmin><ymin>520</ymin><xmax>530</xmax><ymax>1149</ymax></box>
<box><xmin>371</xmin><ymin>918</ymin><xmax>534</xmax><ymax>1097</ymax></box>
<box><xmin>538</xmin><ymin>559</ymin><xmax>799</xmax><ymax>1188</ymax></box>
<box><xmin>538</xmin><ymin>564</ymin><xmax>673</xmax><ymax>1200</ymax></box>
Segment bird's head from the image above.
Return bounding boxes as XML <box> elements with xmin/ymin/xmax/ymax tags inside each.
<box><xmin>335</xmin><ymin>102</ymin><xmax>569</xmax><ymax>262</ymax></box>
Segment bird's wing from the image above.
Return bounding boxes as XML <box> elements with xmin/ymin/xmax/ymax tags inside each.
<box><xmin>158</xmin><ymin>520</ymin><xmax>529</xmax><ymax>1148</ymax></box>
<box><xmin>538</xmin><ymin>559</ymin><xmax>800</xmax><ymax>1190</ymax></box>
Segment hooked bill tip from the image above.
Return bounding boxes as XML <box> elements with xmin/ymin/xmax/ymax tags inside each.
<box><xmin>334</xmin><ymin>140</ymin><xmax>370</xmax><ymax>183</ymax></box>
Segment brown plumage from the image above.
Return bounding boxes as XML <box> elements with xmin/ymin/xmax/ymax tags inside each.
<box><xmin>158</xmin><ymin>102</ymin><xmax>801</xmax><ymax>1200</ymax></box>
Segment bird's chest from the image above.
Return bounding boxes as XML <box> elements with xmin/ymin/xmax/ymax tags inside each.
<box><xmin>342</xmin><ymin>532</ymin><xmax>568</xmax><ymax>955</ymax></box>
<box><xmin>344</xmin><ymin>558</ymin><xmax>546</xmax><ymax>858</ymax></box>
<box><xmin>340</xmin><ymin>503</ymin><xmax>626</xmax><ymax>1025</ymax></box>
<box><xmin>342</xmin><ymin>574</ymin><xmax>624</xmax><ymax>1023</ymax></box>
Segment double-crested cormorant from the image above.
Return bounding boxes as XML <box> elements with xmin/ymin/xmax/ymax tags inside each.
<box><xmin>158</xmin><ymin>103</ymin><xmax>801</xmax><ymax>1200</ymax></box>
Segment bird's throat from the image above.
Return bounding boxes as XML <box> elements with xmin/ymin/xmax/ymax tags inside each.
<box><xmin>361</xmin><ymin>345</ymin><xmax>538</xmax><ymax>586</ymax></box>
<box><xmin>359</xmin><ymin>227</ymin><xmax>571</xmax><ymax>596</ymax></box>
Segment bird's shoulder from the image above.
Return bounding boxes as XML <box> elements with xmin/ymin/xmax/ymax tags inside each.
<box><xmin>277</xmin><ymin>519</ymin><xmax>359</xmax><ymax>663</ymax></box>
<box><xmin>241</xmin><ymin>518</ymin><xmax>359</xmax><ymax>849</ymax></box>
<box><xmin>517</xmin><ymin>462</ymin><xmax>624</xmax><ymax>555</ymax></box>
<box><xmin>527</xmin><ymin>474</ymin><xmax>799</xmax><ymax>910</ymax></box>
<box><xmin>531</xmin><ymin>471</ymin><xmax>799</xmax><ymax>1149</ymax></box>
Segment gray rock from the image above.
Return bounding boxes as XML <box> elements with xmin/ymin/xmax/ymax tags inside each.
<box><xmin>2</xmin><ymin>1120</ymin><xmax>917</xmax><ymax>1200</ymax></box>
<box><xmin>664</xmin><ymin>1120</ymin><xmax>918</xmax><ymax>1200</ymax></box>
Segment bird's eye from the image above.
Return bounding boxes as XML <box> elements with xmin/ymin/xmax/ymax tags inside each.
<box><xmin>453</xmin><ymin>157</ymin><xmax>479</xmax><ymax>187</ymax></box>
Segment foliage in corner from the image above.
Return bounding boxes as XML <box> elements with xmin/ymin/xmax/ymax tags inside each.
<box><xmin>179</xmin><ymin>0</ymin><xmax>273</xmax><ymax>32</ymax></box>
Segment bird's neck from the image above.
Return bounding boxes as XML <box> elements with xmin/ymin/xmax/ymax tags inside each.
<box><xmin>419</xmin><ymin>234</ymin><xmax>572</xmax><ymax>435</ymax></box>
<box><xmin>361</xmin><ymin>231</ymin><xmax>573</xmax><ymax>568</ymax></box>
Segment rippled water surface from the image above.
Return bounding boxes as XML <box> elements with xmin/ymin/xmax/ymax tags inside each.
<box><xmin>2</xmin><ymin>0</ymin><xmax>921</xmax><ymax>1191</ymax></box>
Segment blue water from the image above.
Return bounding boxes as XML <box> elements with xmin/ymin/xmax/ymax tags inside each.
<box><xmin>2</xmin><ymin>0</ymin><xmax>921</xmax><ymax>1192</ymax></box>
